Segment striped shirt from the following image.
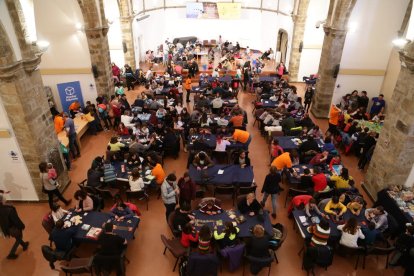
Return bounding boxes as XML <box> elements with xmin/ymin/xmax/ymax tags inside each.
<box><xmin>103</xmin><ymin>164</ymin><xmax>117</xmax><ymax>183</ymax></box>
<box><xmin>308</xmin><ymin>224</ymin><xmax>330</xmax><ymax>246</ymax></box>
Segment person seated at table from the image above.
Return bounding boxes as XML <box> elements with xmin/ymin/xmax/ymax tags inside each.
<box><xmin>299</xmin><ymin>136</ymin><xmax>320</xmax><ymax>161</ymax></box>
<box><xmin>193</xmin><ymin>151</ymin><xmax>214</xmax><ymax>170</ymax></box>
<box><xmin>126</xmin><ymin>153</ymin><xmax>141</xmax><ymax>169</ymax></box>
<box><xmin>199</xmin><ymin>113</ymin><xmax>213</xmax><ymax>127</ymax></box>
<box><xmin>234</xmin><ymin>150</ymin><xmax>251</xmax><ymax>168</ymax></box>
<box><xmin>364</xmin><ymin>206</ymin><xmax>388</xmax><ymax>233</ymax></box>
<box><xmin>297</xmin><ymin>168</ymin><xmax>314</xmax><ymax>193</ymax></box>
<box><xmin>181</xmin><ymin>222</ymin><xmax>199</xmax><ymax>248</ymax></box>
<box><xmin>270</xmin><ymin>139</ymin><xmax>284</xmax><ymax>161</ymax></box>
<box><xmin>97</xmin><ymin>223</ymin><xmax>127</xmax><ymax>265</ymax></box>
<box><xmin>215</xmin><ymin>135</ymin><xmax>231</xmax><ymax>152</ymax></box>
<box><xmin>214</xmin><ymin>221</ymin><xmax>240</xmax><ymax>249</ymax></box>
<box><xmin>229</xmin><ymin>111</ymin><xmax>244</xmax><ymax>128</ymax></box>
<box><xmin>108</xmin><ymin>136</ymin><xmax>125</xmax><ymax>152</ymax></box>
<box><xmin>117</xmin><ymin>122</ymin><xmax>130</xmax><ymax>136</ymax></box>
<box><xmin>198</xmin><ymin>225</ymin><xmax>213</xmax><ymax>253</ymax></box>
<box><xmin>74</xmin><ymin>190</ymin><xmax>94</xmax><ymax>212</ymax></box>
<box><xmin>50</xmin><ymin>219</ymin><xmax>77</xmax><ymax>254</ymax></box>
<box><xmin>51</xmin><ymin>204</ymin><xmax>68</xmax><ymax>223</ymax></box>
<box><xmin>337</xmin><ymin>217</ymin><xmax>365</xmax><ymax>248</ymax></box>
<box><xmin>389</xmin><ymin>224</ymin><xmax>414</xmax><ymax>266</ymax></box>
<box><xmin>287</xmin><ymin>194</ymin><xmax>312</xmax><ymax>216</ymax></box>
<box><xmin>173</xmin><ymin>203</ymin><xmax>195</xmax><ymax>231</ymax></box>
<box><xmin>68</xmin><ymin>100</ymin><xmax>81</xmax><ymax>118</ymax></box>
<box><xmin>216</xmin><ymin>113</ymin><xmax>229</xmax><ymax>127</ymax></box>
<box><xmin>238</xmin><ymin>193</ymin><xmax>262</xmax><ymax>216</ymax></box>
<box><xmin>329</xmin><ymin>155</ymin><xmax>341</xmax><ymax>171</ymax></box>
<box><xmin>322</xmin><ymin>136</ymin><xmax>336</xmax><ymax>153</ymax></box>
<box><xmin>330</xmin><ymin>167</ymin><xmax>354</xmax><ymax>190</ymax></box>
<box><xmin>103</xmin><ymin>160</ymin><xmax>117</xmax><ymax>187</ymax></box>
<box><xmin>87</xmin><ymin>163</ymin><xmax>104</xmax><ymax>188</ymax></box>
<box><xmin>309</xmin><ymin>151</ymin><xmax>329</xmax><ymax>166</ymax></box>
<box><xmin>211</xmin><ymin>94</ymin><xmax>224</xmax><ymax>114</ymax></box>
<box><xmin>307</xmin><ymin>125</ymin><xmax>324</xmax><ymax>139</ymax></box>
<box><xmin>304</xmin><ymin>198</ymin><xmax>327</xmax><ymax>219</ymax></box>
<box><xmin>226</xmin><ymin>128</ymin><xmax>251</xmax><ymax>150</ymax></box>
<box><xmin>324</xmin><ymin>195</ymin><xmax>347</xmax><ymax>219</ymax></box>
<box><xmin>312</xmin><ymin>166</ymin><xmax>328</xmax><ymax>193</ymax></box>
<box><xmin>307</xmin><ymin>219</ymin><xmax>331</xmax><ymax>246</ymax></box>
<box><xmin>111</xmin><ymin>202</ymin><xmax>134</xmax><ymax>221</ymax></box>
<box><xmin>246</xmin><ymin>225</ymin><xmax>271</xmax><ymax>275</ymax></box>
<box><xmin>271</xmin><ymin>150</ymin><xmax>299</xmax><ymax>171</ymax></box>
<box><xmin>199</xmin><ymin>199</ymin><xmax>223</xmax><ymax>215</ymax></box>
<box><xmin>128</xmin><ymin>168</ymin><xmax>144</xmax><ymax>192</ymax></box>
<box><xmin>346</xmin><ymin>196</ymin><xmax>364</xmax><ymax>216</ymax></box>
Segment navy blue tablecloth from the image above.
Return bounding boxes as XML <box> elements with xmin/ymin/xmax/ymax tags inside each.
<box><xmin>277</xmin><ymin>136</ymin><xmax>324</xmax><ymax>151</ymax></box>
<box><xmin>193</xmin><ymin>209</ymin><xmax>273</xmax><ymax>238</ymax></box>
<box><xmin>64</xmin><ymin>211</ymin><xmax>140</xmax><ymax>243</ymax></box>
<box><xmin>292</xmin><ymin>209</ymin><xmax>367</xmax><ymax>240</ymax></box>
<box><xmin>188</xmin><ymin>165</ymin><xmax>253</xmax><ymax>186</ymax></box>
<box><xmin>191</xmin><ymin>87</ymin><xmax>207</xmax><ymax>94</ymax></box>
<box><xmin>260</xmin><ymin>99</ymin><xmax>278</xmax><ymax>108</ymax></box>
<box><xmin>208</xmin><ymin>76</ymin><xmax>232</xmax><ymax>83</ymax></box>
<box><xmin>187</xmin><ymin>134</ymin><xmax>244</xmax><ymax>150</ymax></box>
<box><xmin>259</xmin><ymin>76</ymin><xmax>278</xmax><ymax>83</ymax></box>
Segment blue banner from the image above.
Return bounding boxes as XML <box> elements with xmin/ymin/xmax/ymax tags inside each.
<box><xmin>57</xmin><ymin>81</ymin><xmax>84</xmax><ymax>112</ymax></box>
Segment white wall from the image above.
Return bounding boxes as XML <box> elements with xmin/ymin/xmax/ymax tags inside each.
<box><xmin>332</xmin><ymin>0</ymin><xmax>408</xmax><ymax>105</ymax></box>
<box><xmin>0</xmin><ymin>98</ymin><xmax>39</xmax><ymax>201</ymax></box>
<box><xmin>33</xmin><ymin>0</ymin><xmax>97</xmax><ymax>110</ymax></box>
<box><xmin>298</xmin><ymin>0</ymin><xmax>329</xmax><ymax>78</ymax></box>
<box><xmin>0</xmin><ymin>0</ymin><xmax>22</xmax><ymax>60</ymax></box>
<box><xmin>104</xmin><ymin>0</ymin><xmax>125</xmax><ymax>66</ymax></box>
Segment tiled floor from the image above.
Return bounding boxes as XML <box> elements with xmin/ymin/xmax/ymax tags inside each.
<box><xmin>0</xmin><ymin>83</ymin><xmax>403</xmax><ymax>276</ymax></box>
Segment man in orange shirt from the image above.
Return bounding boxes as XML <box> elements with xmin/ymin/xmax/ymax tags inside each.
<box><xmin>227</xmin><ymin>128</ymin><xmax>251</xmax><ymax>150</ymax></box>
<box><xmin>328</xmin><ymin>104</ymin><xmax>341</xmax><ymax>135</ymax></box>
<box><xmin>69</xmin><ymin>101</ymin><xmax>81</xmax><ymax>118</ymax></box>
<box><xmin>229</xmin><ymin>112</ymin><xmax>244</xmax><ymax>128</ymax></box>
<box><xmin>184</xmin><ymin>77</ymin><xmax>192</xmax><ymax>103</ymax></box>
<box><xmin>54</xmin><ymin>114</ymin><xmax>64</xmax><ymax>134</ymax></box>
<box><xmin>271</xmin><ymin>150</ymin><xmax>298</xmax><ymax>171</ymax></box>
<box><xmin>151</xmin><ymin>162</ymin><xmax>166</xmax><ymax>187</ymax></box>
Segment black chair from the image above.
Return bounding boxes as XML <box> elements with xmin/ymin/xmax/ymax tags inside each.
<box><xmin>214</xmin><ymin>185</ymin><xmax>236</xmax><ymax>206</ymax></box>
<box><xmin>41</xmin><ymin>245</ymin><xmax>74</xmax><ymax>269</ymax></box>
<box><xmin>363</xmin><ymin>242</ymin><xmax>395</xmax><ymax>269</ymax></box>
<box><xmin>93</xmin><ymin>250</ymin><xmax>128</xmax><ymax>276</ymax></box>
<box><xmin>212</xmin><ymin>151</ymin><xmax>228</xmax><ymax>164</ymax></box>
<box><xmin>78</xmin><ymin>179</ymin><xmax>99</xmax><ymax>195</ymax></box>
<box><xmin>314</xmin><ymin>188</ymin><xmax>334</xmax><ymax>202</ymax></box>
<box><xmin>167</xmin><ymin>211</ymin><xmax>181</xmax><ymax>238</ymax></box>
<box><xmin>243</xmin><ymin>250</ymin><xmax>274</xmax><ymax>276</ymax></box>
<box><xmin>161</xmin><ymin>234</ymin><xmax>187</xmax><ymax>272</ymax></box>
<box><xmin>236</xmin><ymin>184</ymin><xmax>257</xmax><ymax>197</ymax></box>
<box><xmin>284</xmin><ymin>187</ymin><xmax>310</xmax><ymax>207</ymax></box>
<box><xmin>270</xmin><ymin>224</ymin><xmax>287</xmax><ymax>263</ymax></box>
<box><xmin>126</xmin><ymin>189</ymin><xmax>149</xmax><ymax>211</ymax></box>
<box><xmin>302</xmin><ymin>244</ymin><xmax>334</xmax><ymax>275</ymax></box>
<box><xmin>337</xmin><ymin>244</ymin><xmax>366</xmax><ymax>269</ymax></box>
<box><xmin>61</xmin><ymin>257</ymin><xmax>93</xmax><ymax>276</ymax></box>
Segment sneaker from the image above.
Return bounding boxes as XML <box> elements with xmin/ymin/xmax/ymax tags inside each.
<box><xmin>6</xmin><ymin>254</ymin><xmax>18</xmax><ymax>260</ymax></box>
<box><xmin>22</xmin><ymin>242</ymin><xmax>29</xmax><ymax>251</ymax></box>
<box><xmin>271</xmin><ymin>213</ymin><xmax>277</xmax><ymax>219</ymax></box>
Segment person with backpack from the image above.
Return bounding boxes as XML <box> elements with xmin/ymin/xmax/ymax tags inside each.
<box><xmin>97</xmin><ymin>100</ymin><xmax>112</xmax><ymax>131</ymax></box>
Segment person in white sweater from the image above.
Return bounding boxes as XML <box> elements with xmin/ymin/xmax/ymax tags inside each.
<box><xmin>129</xmin><ymin>168</ymin><xmax>145</xmax><ymax>192</ymax></box>
<box><xmin>337</xmin><ymin>217</ymin><xmax>365</xmax><ymax>248</ymax></box>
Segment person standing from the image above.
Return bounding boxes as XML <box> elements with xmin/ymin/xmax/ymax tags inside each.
<box><xmin>177</xmin><ymin>172</ymin><xmax>196</xmax><ymax>207</ymax></box>
<box><xmin>328</xmin><ymin>104</ymin><xmax>341</xmax><ymax>135</ymax></box>
<box><xmin>39</xmin><ymin>162</ymin><xmax>71</xmax><ymax>209</ymax></box>
<box><xmin>276</xmin><ymin>62</ymin><xmax>285</xmax><ymax>79</ymax></box>
<box><xmin>161</xmin><ymin>173</ymin><xmax>179</xmax><ymax>221</ymax></box>
<box><xmin>261</xmin><ymin>166</ymin><xmax>281</xmax><ymax>219</ymax></box>
<box><xmin>369</xmin><ymin>94</ymin><xmax>386</xmax><ymax>118</ymax></box>
<box><xmin>63</xmin><ymin>112</ymin><xmax>80</xmax><ymax>159</ymax></box>
<box><xmin>0</xmin><ymin>193</ymin><xmax>29</xmax><ymax>259</ymax></box>
<box><xmin>184</xmin><ymin>77</ymin><xmax>192</xmax><ymax>103</ymax></box>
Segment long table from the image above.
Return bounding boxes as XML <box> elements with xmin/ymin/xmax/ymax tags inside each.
<box><xmin>188</xmin><ymin>134</ymin><xmax>245</xmax><ymax>150</ymax></box>
<box><xmin>193</xmin><ymin>209</ymin><xmax>273</xmax><ymax>238</ymax></box>
<box><xmin>292</xmin><ymin>209</ymin><xmax>368</xmax><ymax>241</ymax></box>
<box><xmin>277</xmin><ymin>136</ymin><xmax>324</xmax><ymax>152</ymax></box>
<box><xmin>63</xmin><ymin>211</ymin><xmax>140</xmax><ymax>243</ymax></box>
<box><xmin>288</xmin><ymin>164</ymin><xmax>341</xmax><ymax>185</ymax></box>
<box><xmin>57</xmin><ymin>116</ymin><xmax>89</xmax><ymax>149</ymax></box>
<box><xmin>189</xmin><ymin>164</ymin><xmax>254</xmax><ymax>186</ymax></box>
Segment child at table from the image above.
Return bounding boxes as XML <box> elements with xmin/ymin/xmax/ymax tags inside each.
<box><xmin>181</xmin><ymin>222</ymin><xmax>199</xmax><ymax>248</ymax></box>
<box><xmin>214</xmin><ymin>221</ymin><xmax>240</xmax><ymax>249</ymax></box>
<box><xmin>198</xmin><ymin>225</ymin><xmax>212</xmax><ymax>252</ymax></box>
<box><xmin>199</xmin><ymin>200</ymin><xmax>222</xmax><ymax>215</ymax></box>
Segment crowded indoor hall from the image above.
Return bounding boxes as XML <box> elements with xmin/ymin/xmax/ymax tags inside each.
<box><xmin>1</xmin><ymin>0</ymin><xmax>414</xmax><ymax>275</ymax></box>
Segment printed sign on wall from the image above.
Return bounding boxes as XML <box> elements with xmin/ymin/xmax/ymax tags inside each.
<box><xmin>57</xmin><ymin>81</ymin><xmax>84</xmax><ymax>112</ymax></box>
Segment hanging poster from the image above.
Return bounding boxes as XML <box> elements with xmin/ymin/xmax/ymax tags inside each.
<box><xmin>57</xmin><ymin>81</ymin><xmax>84</xmax><ymax>112</ymax></box>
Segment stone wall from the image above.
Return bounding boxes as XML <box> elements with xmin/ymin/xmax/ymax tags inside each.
<box><xmin>118</xmin><ymin>0</ymin><xmax>136</xmax><ymax>69</ymax></box>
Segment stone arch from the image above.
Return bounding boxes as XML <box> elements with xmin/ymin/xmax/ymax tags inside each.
<box><xmin>0</xmin><ymin>20</ymin><xmax>16</xmax><ymax>66</ymax></box>
<box><xmin>276</xmin><ymin>29</ymin><xmax>289</xmax><ymax>64</ymax></box>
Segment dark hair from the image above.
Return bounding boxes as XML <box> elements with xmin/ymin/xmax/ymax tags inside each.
<box><xmin>368</xmin><ymin>221</ymin><xmax>376</xmax><ymax>230</ymax></box>
<box><xmin>166</xmin><ymin>173</ymin><xmax>177</xmax><ymax>182</ymax></box>
<box><xmin>55</xmin><ymin>220</ymin><xmax>64</xmax><ymax>229</ymax></box>
<box><xmin>131</xmin><ymin>168</ymin><xmax>141</xmax><ymax>180</ymax></box>
<box><xmin>313</xmin><ymin>166</ymin><xmax>320</xmax><ymax>174</ymax></box>
<box><xmin>224</xmin><ymin>221</ymin><xmax>238</xmax><ymax>237</ymax></box>
<box><xmin>180</xmin><ymin>202</ymin><xmax>191</xmax><ymax>212</ymax></box>
<box><xmin>324</xmin><ymin>137</ymin><xmax>331</xmax><ymax>144</ymax></box>
<box><xmin>332</xmin><ymin>196</ymin><xmax>339</xmax><ymax>204</ymax></box>
<box><xmin>104</xmin><ymin>222</ymin><xmax>114</xmax><ymax>232</ymax></box>
<box><xmin>319</xmin><ymin>219</ymin><xmax>330</xmax><ymax>231</ymax></box>
<box><xmin>110</xmin><ymin>136</ymin><xmax>118</xmax><ymax>144</ymax></box>
<box><xmin>376</xmin><ymin>206</ymin><xmax>385</xmax><ymax>213</ymax></box>
<box><xmin>270</xmin><ymin>166</ymin><xmax>278</xmax><ymax>175</ymax></box>
<box><xmin>117</xmin><ymin>203</ymin><xmax>127</xmax><ymax>209</ymax></box>
<box><xmin>51</xmin><ymin>204</ymin><xmax>60</xmax><ymax>212</ymax></box>
<box><xmin>199</xmin><ymin>225</ymin><xmax>212</xmax><ymax>241</ymax></box>
<box><xmin>74</xmin><ymin>190</ymin><xmax>87</xmax><ymax>200</ymax></box>
<box><xmin>343</xmin><ymin>217</ymin><xmax>358</xmax><ymax>235</ymax></box>
<box><xmin>304</xmin><ymin>168</ymin><xmax>311</xmax><ymax>175</ymax></box>
<box><xmin>39</xmin><ymin>161</ymin><xmax>48</xmax><ymax>173</ymax></box>
<box><xmin>340</xmin><ymin>168</ymin><xmax>349</xmax><ymax>180</ymax></box>
<box><xmin>182</xmin><ymin>222</ymin><xmax>193</xmax><ymax>234</ymax></box>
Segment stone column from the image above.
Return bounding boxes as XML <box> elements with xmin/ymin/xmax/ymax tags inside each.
<box><xmin>78</xmin><ymin>0</ymin><xmax>114</xmax><ymax>97</ymax></box>
<box><xmin>288</xmin><ymin>0</ymin><xmax>310</xmax><ymax>82</ymax></box>
<box><xmin>363</xmin><ymin>42</ymin><xmax>414</xmax><ymax>199</ymax></box>
<box><xmin>310</xmin><ymin>0</ymin><xmax>357</xmax><ymax>118</ymax></box>
<box><xmin>118</xmin><ymin>0</ymin><xmax>136</xmax><ymax>69</ymax></box>
<box><xmin>0</xmin><ymin>5</ymin><xmax>69</xmax><ymax>199</ymax></box>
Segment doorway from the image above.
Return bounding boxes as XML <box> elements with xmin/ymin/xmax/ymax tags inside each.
<box><xmin>276</xmin><ymin>29</ymin><xmax>288</xmax><ymax>64</ymax></box>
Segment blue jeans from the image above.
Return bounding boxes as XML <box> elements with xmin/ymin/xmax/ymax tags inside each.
<box><xmin>261</xmin><ymin>193</ymin><xmax>277</xmax><ymax>214</ymax></box>
<box><xmin>68</xmin><ymin>133</ymin><xmax>80</xmax><ymax>158</ymax></box>
<box><xmin>244</xmin><ymin>135</ymin><xmax>252</xmax><ymax>150</ymax></box>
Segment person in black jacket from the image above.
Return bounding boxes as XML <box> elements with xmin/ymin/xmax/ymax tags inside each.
<box><xmin>0</xmin><ymin>194</ymin><xmax>29</xmax><ymax>259</ymax></box>
<box><xmin>238</xmin><ymin>193</ymin><xmax>262</xmax><ymax>216</ymax></box>
<box><xmin>260</xmin><ymin>166</ymin><xmax>281</xmax><ymax>218</ymax></box>
<box><xmin>246</xmin><ymin>224</ymin><xmax>272</xmax><ymax>275</ymax></box>
<box><xmin>234</xmin><ymin>150</ymin><xmax>251</xmax><ymax>168</ymax></box>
